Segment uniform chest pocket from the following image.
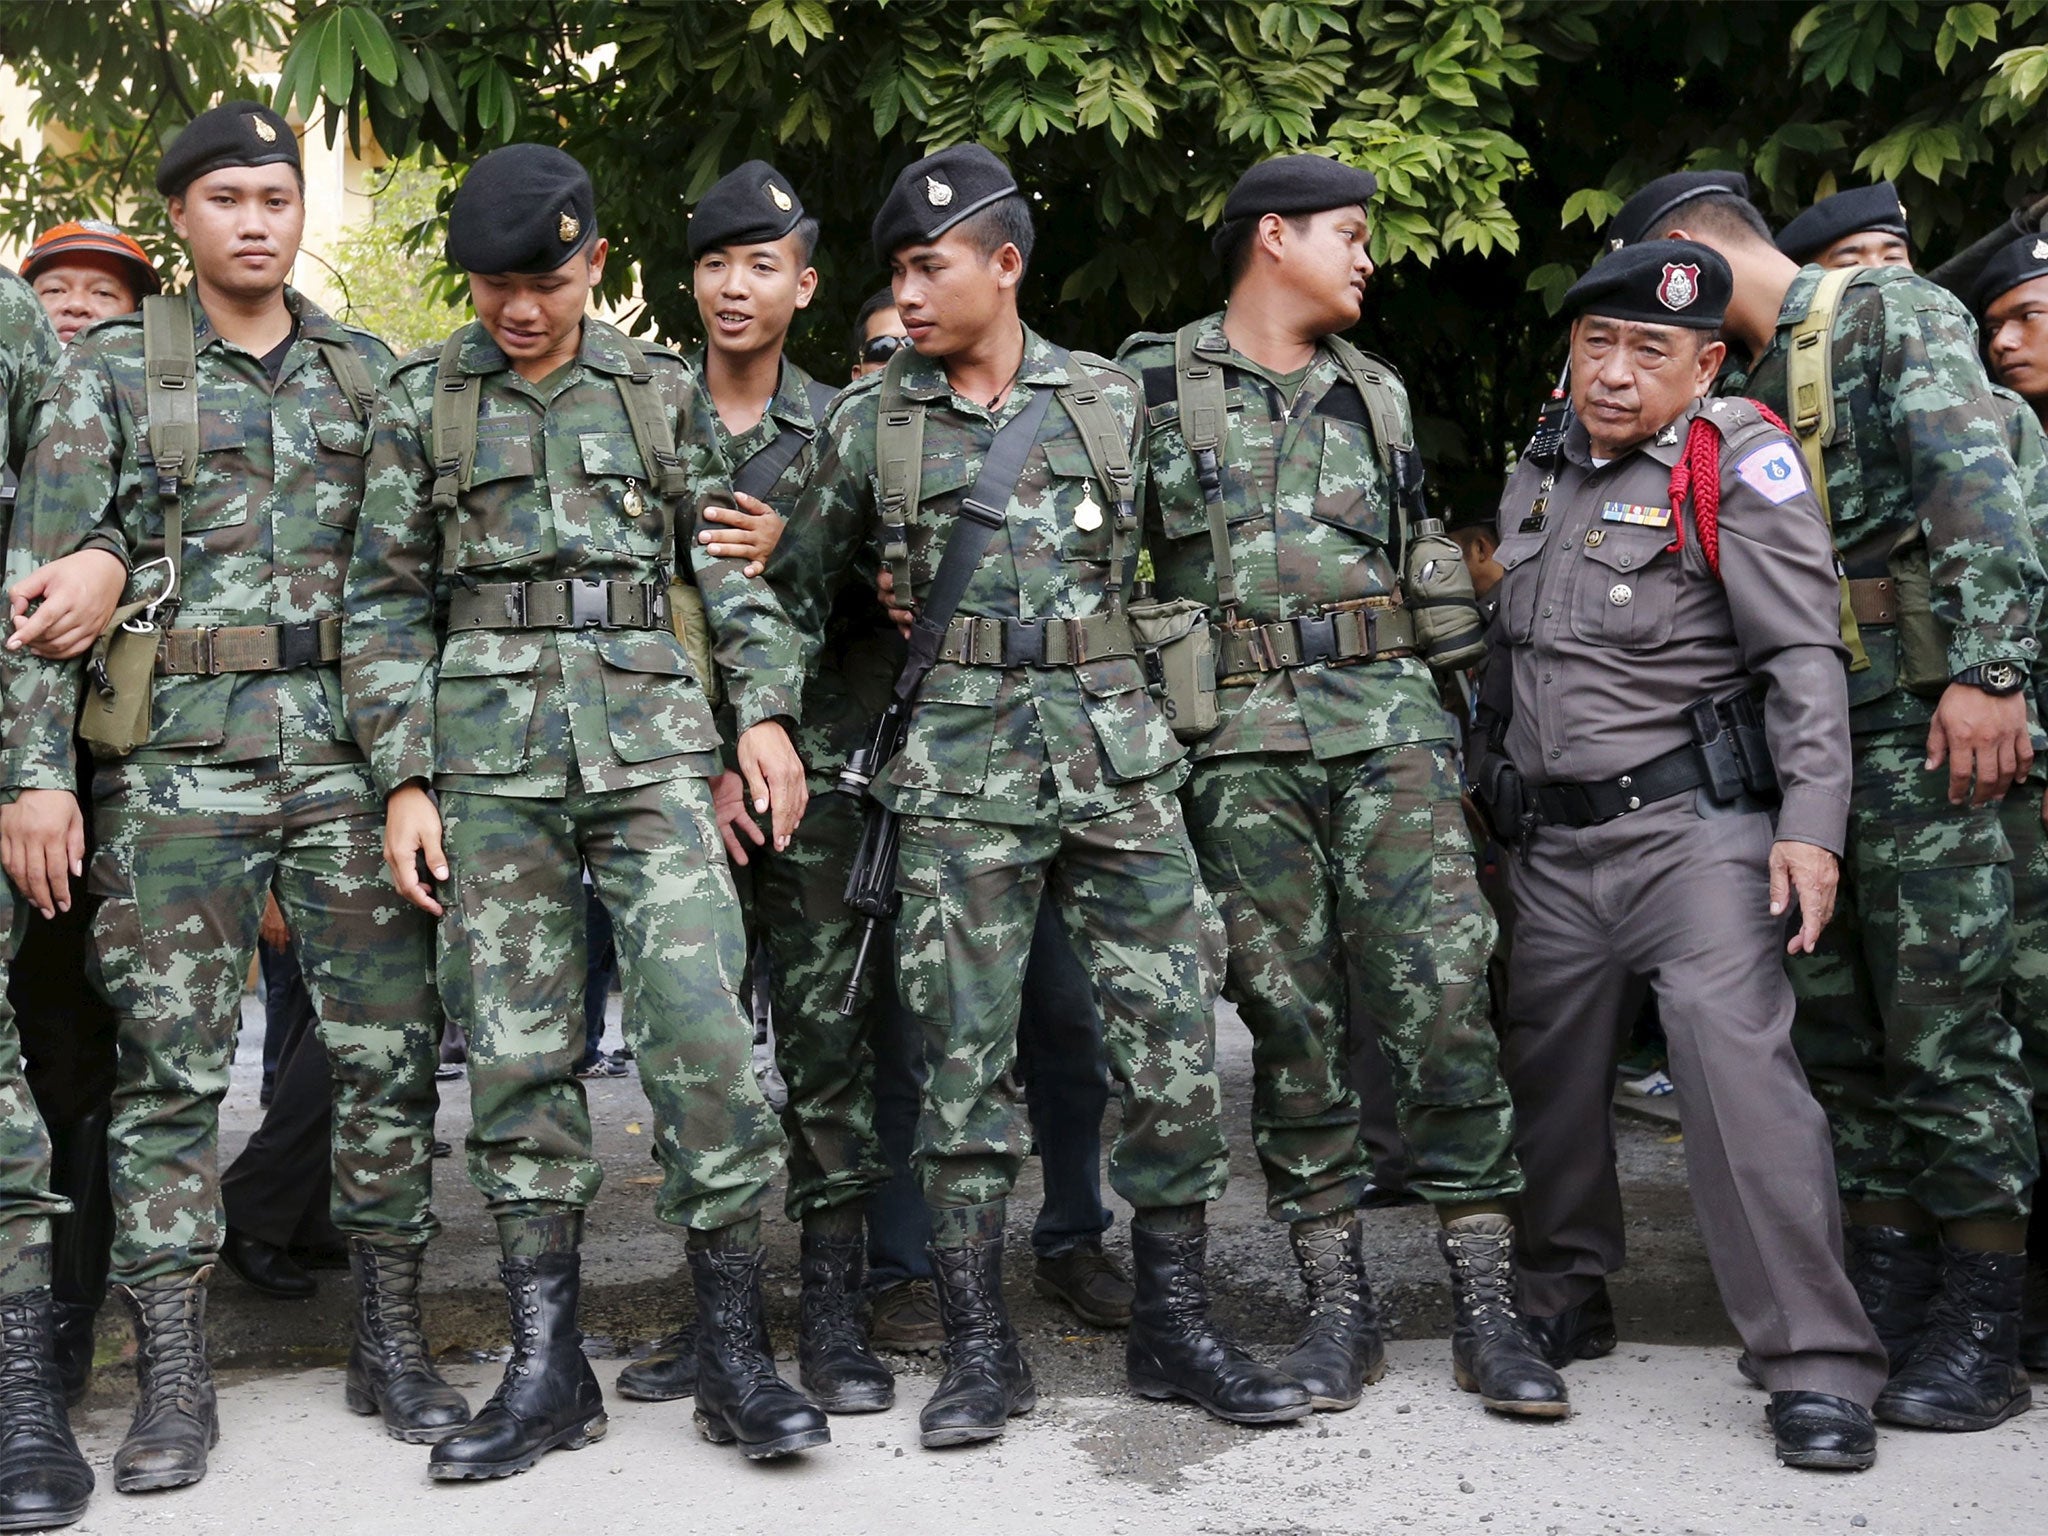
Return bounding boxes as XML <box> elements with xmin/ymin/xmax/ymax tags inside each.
<box><xmin>578</xmin><ymin>432</ymin><xmax>665</xmax><ymax>555</ymax></box>
<box><xmin>312</xmin><ymin>416</ymin><xmax>369</xmax><ymax>529</ymax></box>
<box><xmin>898</xmin><ymin>456</ymin><xmax>975</xmax><ymax>591</ymax></box>
<box><xmin>457</xmin><ymin>433</ymin><xmax>544</xmax><ymax>569</ymax></box>
<box><xmin>1491</xmin><ymin>529</ymin><xmax>1550</xmax><ymax>644</ymax></box>
<box><xmin>178</xmin><ymin>407</ymin><xmax>261</xmax><ymax>532</ymax></box>
<box><xmin>1569</xmin><ymin>526</ymin><xmax>1681</xmax><ymax>650</ymax></box>
<box><xmin>1309</xmin><ymin>420</ymin><xmax>1393</xmax><ymax>547</ymax></box>
<box><xmin>1042</xmin><ymin>439</ymin><xmax>1113</xmax><ymax>564</ymax></box>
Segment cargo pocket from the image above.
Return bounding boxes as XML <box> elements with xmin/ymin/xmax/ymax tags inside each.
<box><xmin>885</xmin><ymin>665</ymin><xmax>997</xmax><ymax>796</ymax></box>
<box><xmin>892</xmin><ymin>836</ymin><xmax>950</xmax><ymax>1022</ymax></box>
<box><xmin>146</xmin><ymin>673</ymin><xmax>233</xmax><ymax>751</ymax></box>
<box><xmin>434</xmin><ymin>631</ymin><xmax>544</xmax><ymax>774</ymax></box>
<box><xmin>1893</xmin><ymin>813</ymin><xmax>2014</xmax><ymax>1006</ymax></box>
<box><xmin>594</xmin><ymin>630</ymin><xmax>718</xmax><ymax>763</ymax></box>
<box><xmin>1078</xmin><ymin>655</ymin><xmax>1181</xmax><ymax>783</ymax></box>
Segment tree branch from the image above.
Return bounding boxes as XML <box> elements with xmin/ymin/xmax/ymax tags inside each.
<box><xmin>149</xmin><ymin>0</ymin><xmax>200</xmax><ymax>120</ymax></box>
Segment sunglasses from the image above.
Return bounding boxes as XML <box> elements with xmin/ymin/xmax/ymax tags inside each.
<box><xmin>860</xmin><ymin>334</ymin><xmax>910</xmax><ymax>364</ymax></box>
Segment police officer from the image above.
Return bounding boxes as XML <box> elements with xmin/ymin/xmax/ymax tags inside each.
<box><xmin>345</xmin><ymin>143</ymin><xmax>827</xmax><ymax>1474</ymax></box>
<box><xmin>1648</xmin><ymin>178</ymin><xmax>2044</xmax><ymax>1432</ymax></box>
<box><xmin>773</xmin><ymin>143</ymin><xmax>1312</xmax><ymax>1447</ymax></box>
<box><xmin>1482</xmin><ymin>239</ymin><xmax>1887</xmax><ymax>1469</ymax></box>
<box><xmin>1774</xmin><ymin>182</ymin><xmax>1912</xmax><ymax>271</ymax></box>
<box><xmin>1118</xmin><ymin>155</ymin><xmax>1563</xmax><ymax>1419</ymax></box>
<box><xmin>2</xmin><ymin>101</ymin><xmax>466</xmax><ymax>1497</ymax></box>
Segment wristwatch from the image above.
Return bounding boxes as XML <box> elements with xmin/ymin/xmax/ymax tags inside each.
<box><xmin>1954</xmin><ymin>661</ymin><xmax>2027</xmax><ymax>696</ymax></box>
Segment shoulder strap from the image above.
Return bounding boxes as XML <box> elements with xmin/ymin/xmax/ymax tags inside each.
<box><xmin>1055</xmin><ymin>366</ymin><xmax>1139</xmax><ymax>598</ymax></box>
<box><xmin>616</xmin><ymin>351</ymin><xmax>693</xmax><ymax>500</ymax></box>
<box><xmin>307</xmin><ymin>333</ymin><xmax>375</xmax><ymax>422</ymax></box>
<box><xmin>1173</xmin><ymin>324</ymin><xmax>1241</xmax><ymax>619</ymax></box>
<box><xmin>733</xmin><ymin>419</ymin><xmax>814</xmax><ymax>502</ymax></box>
<box><xmin>1324</xmin><ymin>336</ymin><xmax>1409</xmax><ymax>474</ymax></box>
<box><xmin>427</xmin><ymin>333</ymin><xmax>476</xmax><ymax>577</ymax></box>
<box><xmin>142</xmin><ymin>292</ymin><xmax>197</xmax><ymax>617</ymax></box>
<box><xmin>1783</xmin><ymin>265</ymin><xmax>1871</xmax><ymax>672</ymax></box>
<box><xmin>875</xmin><ymin>349</ymin><xmax>927</xmax><ymax>607</ymax></box>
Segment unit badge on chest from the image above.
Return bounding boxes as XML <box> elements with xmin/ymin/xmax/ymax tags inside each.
<box><xmin>623</xmin><ymin>481</ymin><xmax>647</xmax><ymax>521</ymax></box>
<box><xmin>1073</xmin><ymin>491</ymin><xmax>1103</xmax><ymax>532</ymax></box>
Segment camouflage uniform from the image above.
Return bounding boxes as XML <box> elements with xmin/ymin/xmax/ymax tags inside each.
<box><xmin>0</xmin><ymin>268</ymin><xmax>64</xmax><ymax>1294</ymax></box>
<box><xmin>1</xmin><ymin>290</ymin><xmax>445</xmax><ymax>1284</ymax></box>
<box><xmin>1722</xmin><ymin>266</ymin><xmax>2045</xmax><ymax>1222</ymax></box>
<box><xmin>688</xmin><ymin>354</ymin><xmax>902</xmax><ymax>1224</ymax></box>
<box><xmin>344</xmin><ymin>318</ymin><xmax>793</xmax><ymax>1246</ymax></box>
<box><xmin>772</xmin><ymin>328</ymin><xmax>1229</xmax><ymax>1237</ymax></box>
<box><xmin>1118</xmin><ymin>315</ymin><xmax>1518</xmax><ymax>1222</ymax></box>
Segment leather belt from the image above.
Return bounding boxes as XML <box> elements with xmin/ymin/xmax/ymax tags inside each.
<box><xmin>449</xmin><ymin>579</ymin><xmax>669</xmax><ymax>632</ymax></box>
<box><xmin>158</xmin><ymin>617</ymin><xmax>342</xmax><ymax>676</ymax></box>
<box><xmin>936</xmin><ymin>610</ymin><xmax>1136</xmax><ymax>667</ymax></box>
<box><xmin>1846</xmin><ymin>576</ymin><xmax>1897</xmax><ymax>628</ymax></box>
<box><xmin>1529</xmin><ymin>744</ymin><xmax>1702</xmax><ymax>829</ymax></box>
<box><xmin>1217</xmin><ymin>600</ymin><xmax>1415</xmax><ymax>679</ymax></box>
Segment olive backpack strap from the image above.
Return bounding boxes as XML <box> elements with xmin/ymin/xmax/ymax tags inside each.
<box><xmin>1783</xmin><ymin>264</ymin><xmax>1871</xmax><ymax>671</ymax></box>
<box><xmin>141</xmin><ymin>292</ymin><xmax>199</xmax><ymax>613</ymax></box>
<box><xmin>1172</xmin><ymin>322</ymin><xmax>1241</xmax><ymax>622</ymax></box>
<box><xmin>873</xmin><ymin>347</ymin><xmax>926</xmax><ymax>607</ymax></box>
<box><xmin>1054</xmin><ymin>360</ymin><xmax>1140</xmax><ymax>598</ymax></box>
<box><xmin>307</xmin><ymin>332</ymin><xmax>376</xmax><ymax>422</ymax></box>
<box><xmin>427</xmin><ymin>332</ymin><xmax>477</xmax><ymax>577</ymax></box>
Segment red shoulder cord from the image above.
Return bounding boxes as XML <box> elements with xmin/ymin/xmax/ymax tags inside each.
<box><xmin>1663</xmin><ymin>399</ymin><xmax>1792</xmax><ymax>580</ymax></box>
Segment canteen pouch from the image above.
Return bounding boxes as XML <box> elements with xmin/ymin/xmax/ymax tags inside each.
<box><xmin>1886</xmin><ymin>539</ymin><xmax>1949</xmax><ymax>699</ymax></box>
<box><xmin>667</xmin><ymin>579</ymin><xmax>722</xmax><ymax>710</ymax></box>
<box><xmin>77</xmin><ymin>599</ymin><xmax>161</xmax><ymax>757</ymax></box>
<box><xmin>1403</xmin><ymin>522</ymin><xmax>1487</xmax><ymax>671</ymax></box>
<box><xmin>1128</xmin><ymin>594</ymin><xmax>1219</xmax><ymax>742</ymax></box>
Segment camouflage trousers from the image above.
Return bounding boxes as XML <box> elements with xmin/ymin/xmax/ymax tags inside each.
<box><xmin>437</xmin><ymin>775</ymin><xmax>784</xmax><ymax>1238</ymax></box>
<box><xmin>893</xmin><ymin>787</ymin><xmax>1229</xmax><ymax>1230</ymax></box>
<box><xmin>751</xmin><ymin>776</ymin><xmax>891</xmax><ymax>1223</ymax></box>
<box><xmin>1185</xmin><ymin>742</ymin><xmax>1520</xmax><ymax>1221</ymax></box>
<box><xmin>87</xmin><ymin>759</ymin><xmax>442</xmax><ymax>1283</ymax></box>
<box><xmin>0</xmin><ymin>887</ymin><xmax>62</xmax><ymax>1294</ymax></box>
<box><xmin>2000</xmin><ymin>780</ymin><xmax>2048</xmax><ymax>1159</ymax></box>
<box><xmin>1789</xmin><ymin>730</ymin><xmax>2036</xmax><ymax>1221</ymax></box>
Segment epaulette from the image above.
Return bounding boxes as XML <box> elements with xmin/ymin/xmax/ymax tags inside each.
<box><xmin>1069</xmin><ymin>349</ymin><xmax>1141</xmax><ymax>391</ymax></box>
<box><xmin>821</xmin><ymin>367</ymin><xmax>886</xmax><ymax>431</ymax></box>
<box><xmin>1114</xmin><ymin>329</ymin><xmax>1175</xmax><ymax>363</ymax></box>
<box><xmin>391</xmin><ymin>342</ymin><xmax>442</xmax><ymax>378</ymax></box>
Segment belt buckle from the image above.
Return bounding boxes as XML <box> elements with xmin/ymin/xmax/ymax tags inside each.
<box><xmin>569</xmin><ymin>579</ymin><xmax>610</xmax><ymax>629</ymax></box>
<box><xmin>1296</xmin><ymin>614</ymin><xmax>1338</xmax><ymax>666</ymax></box>
<box><xmin>278</xmin><ymin>621</ymin><xmax>321</xmax><ymax>670</ymax></box>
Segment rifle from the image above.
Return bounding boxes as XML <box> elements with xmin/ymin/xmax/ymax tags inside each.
<box><xmin>835</xmin><ymin>698</ymin><xmax>911</xmax><ymax>1015</ymax></box>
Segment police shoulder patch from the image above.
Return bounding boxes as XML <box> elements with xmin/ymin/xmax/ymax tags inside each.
<box><xmin>1734</xmin><ymin>439</ymin><xmax>1808</xmax><ymax>505</ymax></box>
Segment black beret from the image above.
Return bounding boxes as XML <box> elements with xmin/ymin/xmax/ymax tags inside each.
<box><xmin>1606</xmin><ymin>171</ymin><xmax>1750</xmax><ymax>250</ymax></box>
<box><xmin>688</xmin><ymin>160</ymin><xmax>806</xmax><ymax>259</ymax></box>
<box><xmin>155</xmin><ymin>100</ymin><xmax>298</xmax><ymax>197</ymax></box>
<box><xmin>1221</xmin><ymin>154</ymin><xmax>1378</xmax><ymax>223</ymax></box>
<box><xmin>1775</xmin><ymin>182</ymin><xmax>1909</xmax><ymax>264</ymax></box>
<box><xmin>872</xmin><ymin>144</ymin><xmax>1018</xmax><ymax>264</ymax></box>
<box><xmin>447</xmin><ymin>144</ymin><xmax>597</xmax><ymax>275</ymax></box>
<box><xmin>1561</xmin><ymin>239</ymin><xmax>1732</xmax><ymax>330</ymax></box>
<box><xmin>1971</xmin><ymin>231</ymin><xmax>2048</xmax><ymax>317</ymax></box>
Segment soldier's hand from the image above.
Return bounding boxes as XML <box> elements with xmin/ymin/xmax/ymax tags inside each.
<box><xmin>0</xmin><ymin>789</ymin><xmax>84</xmax><ymax>918</ymax></box>
<box><xmin>876</xmin><ymin>568</ymin><xmax>913</xmax><ymax>638</ymax></box>
<box><xmin>1769</xmin><ymin>839</ymin><xmax>1838</xmax><ymax>955</ymax></box>
<box><xmin>385</xmin><ymin>783</ymin><xmax>449</xmax><ymax>917</ymax></box>
<box><xmin>698</xmin><ymin>491</ymin><xmax>785</xmax><ymax>577</ymax></box>
<box><xmin>1926</xmin><ymin>683</ymin><xmax>2032</xmax><ymax>806</ymax></box>
<box><xmin>259</xmin><ymin>890</ymin><xmax>290</xmax><ymax>950</ymax></box>
<box><xmin>710</xmin><ymin>769</ymin><xmax>766</xmax><ymax>866</ymax></box>
<box><xmin>6</xmin><ymin>549</ymin><xmax>129</xmax><ymax>659</ymax></box>
<box><xmin>735</xmin><ymin>720</ymin><xmax>808</xmax><ymax>851</ymax></box>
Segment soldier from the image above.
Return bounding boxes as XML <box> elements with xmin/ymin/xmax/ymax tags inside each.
<box><xmin>1976</xmin><ymin>234</ymin><xmax>2048</xmax><ymax>424</ymax></box>
<box><xmin>1774</xmin><ymin>182</ymin><xmax>1912</xmax><ymax>271</ymax></box>
<box><xmin>1646</xmin><ymin>177</ymin><xmax>2044</xmax><ymax>1431</ymax></box>
<box><xmin>344</xmin><ymin>143</ymin><xmax>827</xmax><ymax>1474</ymax></box>
<box><xmin>614</xmin><ymin>158</ymin><xmax>900</xmax><ymax>1415</ymax></box>
<box><xmin>0</xmin><ymin>101</ymin><xmax>467</xmax><ymax>1497</ymax></box>
<box><xmin>772</xmin><ymin>143</ymin><xmax>1312</xmax><ymax>1447</ymax></box>
<box><xmin>1478</xmin><ymin>239</ymin><xmax>1889</xmax><ymax>1468</ymax></box>
<box><xmin>1117</xmin><ymin>155</ymin><xmax>1564</xmax><ymax>1419</ymax></box>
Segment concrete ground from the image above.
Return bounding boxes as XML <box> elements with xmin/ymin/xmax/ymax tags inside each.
<box><xmin>54</xmin><ymin>1000</ymin><xmax>2044</xmax><ymax>1535</ymax></box>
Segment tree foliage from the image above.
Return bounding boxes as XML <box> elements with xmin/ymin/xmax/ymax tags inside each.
<box><xmin>7</xmin><ymin>1</ymin><xmax>2048</xmax><ymax>511</ymax></box>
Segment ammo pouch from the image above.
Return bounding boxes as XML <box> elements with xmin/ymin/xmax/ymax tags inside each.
<box><xmin>1127</xmin><ymin>595</ymin><xmax>1218</xmax><ymax>742</ymax></box>
<box><xmin>1884</xmin><ymin>538</ymin><xmax>1949</xmax><ymax>699</ymax></box>
<box><xmin>665</xmin><ymin>580</ymin><xmax>722</xmax><ymax>710</ymax></box>
<box><xmin>1685</xmin><ymin>691</ymin><xmax>1779</xmax><ymax>806</ymax></box>
<box><xmin>1468</xmin><ymin>748</ymin><xmax>1529</xmax><ymax>846</ymax></box>
<box><xmin>77</xmin><ymin>600</ymin><xmax>161</xmax><ymax>757</ymax></box>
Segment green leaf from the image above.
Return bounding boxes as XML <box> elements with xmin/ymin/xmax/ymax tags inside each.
<box><xmin>338</xmin><ymin>5</ymin><xmax>399</xmax><ymax>87</ymax></box>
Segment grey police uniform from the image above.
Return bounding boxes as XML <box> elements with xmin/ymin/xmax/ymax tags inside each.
<box><xmin>1487</xmin><ymin>395</ymin><xmax>1888</xmax><ymax>1405</ymax></box>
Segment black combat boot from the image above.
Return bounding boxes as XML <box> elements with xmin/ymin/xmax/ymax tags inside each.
<box><xmin>1845</xmin><ymin>1224</ymin><xmax>1941</xmax><ymax>1373</ymax></box>
<box><xmin>616</xmin><ymin>1320</ymin><xmax>698</xmax><ymax>1402</ymax></box>
<box><xmin>1874</xmin><ymin>1245</ymin><xmax>2033</xmax><ymax>1431</ymax></box>
<box><xmin>796</xmin><ymin>1220</ymin><xmax>894</xmax><ymax>1414</ymax></box>
<box><xmin>1126</xmin><ymin>1217</ymin><xmax>1313</xmax><ymax>1426</ymax></box>
<box><xmin>1525</xmin><ymin>1279</ymin><xmax>1618</xmax><ymax>1370</ymax></box>
<box><xmin>428</xmin><ymin>1251</ymin><xmax>607</xmax><ymax>1480</ymax></box>
<box><xmin>46</xmin><ymin>1110</ymin><xmax>113</xmax><ymax>1407</ymax></box>
<box><xmin>920</xmin><ymin>1227</ymin><xmax>1035</xmax><ymax>1448</ymax></box>
<box><xmin>688</xmin><ymin>1245</ymin><xmax>831</xmax><ymax>1459</ymax></box>
<box><xmin>1767</xmin><ymin>1391</ymin><xmax>1878</xmax><ymax>1471</ymax></box>
<box><xmin>112</xmin><ymin>1267</ymin><xmax>217</xmax><ymax>1492</ymax></box>
<box><xmin>342</xmin><ymin>1238</ymin><xmax>470</xmax><ymax>1443</ymax></box>
<box><xmin>0</xmin><ymin>1289</ymin><xmax>93</xmax><ymax>1528</ymax></box>
<box><xmin>1276</xmin><ymin>1214</ymin><xmax>1384</xmax><ymax>1411</ymax></box>
<box><xmin>1438</xmin><ymin>1214</ymin><xmax>1569</xmax><ymax>1419</ymax></box>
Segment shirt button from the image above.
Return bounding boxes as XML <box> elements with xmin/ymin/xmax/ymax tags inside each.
<box><xmin>1618</xmin><ymin>554</ymin><xmax>1633</xmax><ymax>568</ymax></box>
<box><xmin>1542</xmin><ymin>672</ymin><xmax>1553</xmax><ymax>683</ymax></box>
<box><xmin>1541</xmin><ymin>605</ymin><xmax>1553</xmax><ymax>617</ymax></box>
<box><xmin>1549</xmin><ymin>748</ymin><xmax>1562</xmax><ymax>759</ymax></box>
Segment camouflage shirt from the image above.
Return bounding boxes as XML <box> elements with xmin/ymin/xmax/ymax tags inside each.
<box><xmin>1117</xmin><ymin>313</ymin><xmax>1449</xmax><ymax>762</ymax></box>
<box><xmin>686</xmin><ymin>351</ymin><xmax>899</xmax><ymax>777</ymax></box>
<box><xmin>1719</xmin><ymin>265</ymin><xmax>2046</xmax><ymax>734</ymax></box>
<box><xmin>344</xmin><ymin>317</ymin><xmax>805</xmax><ymax>800</ymax></box>
<box><xmin>3</xmin><ymin>288</ymin><xmax>392</xmax><ymax>793</ymax></box>
<box><xmin>1</xmin><ymin>265</ymin><xmax>61</xmax><ymax>480</ymax></box>
<box><xmin>1997</xmin><ymin>386</ymin><xmax>2048</xmax><ymax>722</ymax></box>
<box><xmin>772</xmin><ymin>325</ymin><xmax>1182</xmax><ymax>827</ymax></box>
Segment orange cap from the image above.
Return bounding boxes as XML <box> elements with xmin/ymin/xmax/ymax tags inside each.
<box><xmin>22</xmin><ymin>220</ymin><xmax>162</xmax><ymax>297</ymax></box>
